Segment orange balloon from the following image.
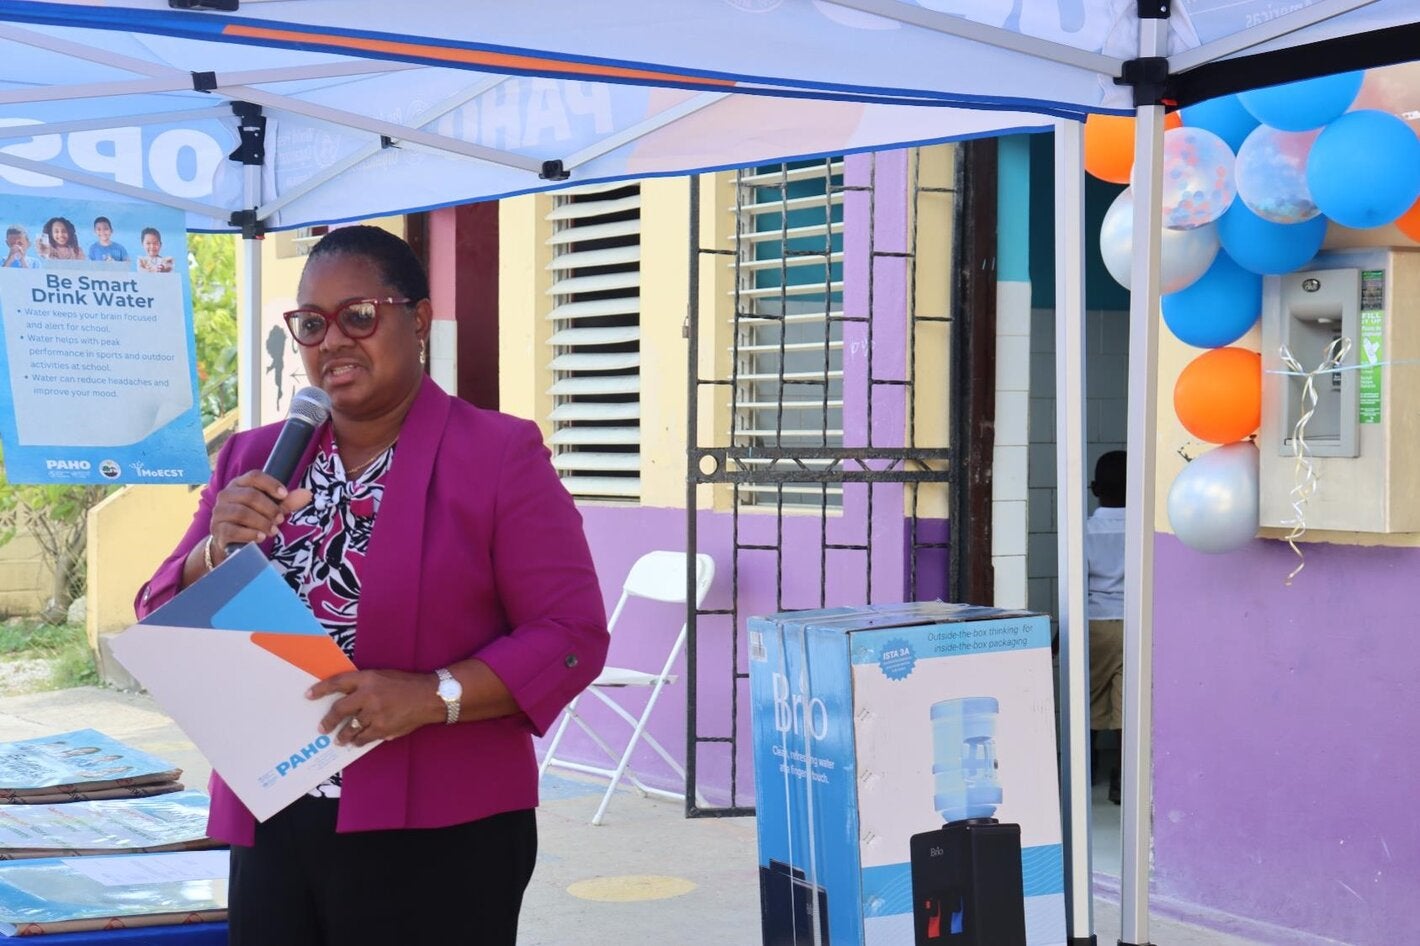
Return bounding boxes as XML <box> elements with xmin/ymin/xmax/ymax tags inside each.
<box><xmin>1084</xmin><ymin>111</ymin><xmax>1185</xmax><ymax>184</ymax></box>
<box><xmin>1174</xmin><ymin>347</ymin><xmax>1261</xmax><ymax>444</ymax></box>
<box><xmin>1397</xmin><ymin>196</ymin><xmax>1420</xmax><ymax>243</ymax></box>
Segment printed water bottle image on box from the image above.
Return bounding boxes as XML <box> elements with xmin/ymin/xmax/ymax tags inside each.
<box><xmin>749</xmin><ymin>602</ymin><xmax>1066</xmax><ymax>946</ymax></box>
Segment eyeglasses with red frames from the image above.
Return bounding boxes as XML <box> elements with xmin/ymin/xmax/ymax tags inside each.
<box><xmin>282</xmin><ymin>297</ymin><xmax>412</xmax><ymax>347</ymax></box>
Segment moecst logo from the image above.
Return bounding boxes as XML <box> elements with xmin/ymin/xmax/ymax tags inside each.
<box><xmin>128</xmin><ymin>461</ymin><xmax>184</xmax><ymax>479</ymax></box>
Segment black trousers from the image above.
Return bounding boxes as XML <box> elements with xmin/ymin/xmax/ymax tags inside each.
<box><xmin>229</xmin><ymin>795</ymin><xmax>537</xmax><ymax>946</ymax></box>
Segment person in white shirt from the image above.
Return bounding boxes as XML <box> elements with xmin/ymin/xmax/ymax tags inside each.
<box><xmin>1085</xmin><ymin>450</ymin><xmax>1126</xmax><ymax>804</ymax></box>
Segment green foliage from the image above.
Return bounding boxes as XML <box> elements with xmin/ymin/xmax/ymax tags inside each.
<box><xmin>188</xmin><ymin>233</ymin><xmax>240</xmax><ymax>427</ymax></box>
<box><xmin>0</xmin><ymin>618</ymin><xmax>79</xmax><ymax>655</ymax></box>
<box><xmin>0</xmin><ymin>444</ymin><xmax>109</xmax><ymax>617</ymax></box>
<box><xmin>0</xmin><ymin>619</ymin><xmax>96</xmax><ymax>691</ymax></box>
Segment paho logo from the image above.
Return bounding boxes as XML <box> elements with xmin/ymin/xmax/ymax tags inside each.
<box><xmin>263</xmin><ymin>734</ymin><xmax>334</xmax><ymax>785</ymax></box>
<box><xmin>0</xmin><ymin>118</ymin><xmax>226</xmax><ymax>199</ymax></box>
<box><xmin>129</xmin><ymin>461</ymin><xmax>185</xmax><ymax>479</ymax></box>
<box><xmin>45</xmin><ymin>458</ymin><xmax>91</xmax><ymax>472</ymax></box>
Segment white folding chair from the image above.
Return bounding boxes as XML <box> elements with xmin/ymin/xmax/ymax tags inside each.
<box><xmin>539</xmin><ymin>550</ymin><xmax>715</xmax><ymax>825</ymax></box>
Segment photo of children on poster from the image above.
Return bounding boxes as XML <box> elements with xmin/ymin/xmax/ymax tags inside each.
<box><xmin>0</xmin><ymin>196</ymin><xmax>207</xmax><ymax>484</ymax></box>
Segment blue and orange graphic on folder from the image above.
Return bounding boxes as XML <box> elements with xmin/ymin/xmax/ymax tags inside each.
<box><xmin>111</xmin><ymin>545</ymin><xmax>378</xmax><ymax>821</ymax></box>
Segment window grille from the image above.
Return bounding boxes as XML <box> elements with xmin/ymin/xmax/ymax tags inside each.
<box><xmin>732</xmin><ymin>159</ymin><xmax>845</xmax><ymax>507</ymax></box>
<box><xmin>545</xmin><ymin>182</ymin><xmax>642</xmax><ymax>499</ymax></box>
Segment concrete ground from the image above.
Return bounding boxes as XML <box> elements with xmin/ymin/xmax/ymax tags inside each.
<box><xmin>0</xmin><ymin>685</ymin><xmax>1265</xmax><ymax>945</ymax></box>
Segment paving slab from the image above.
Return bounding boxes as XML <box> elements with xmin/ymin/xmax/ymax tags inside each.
<box><xmin>0</xmin><ymin>685</ymin><xmax>1270</xmax><ymax>945</ymax></box>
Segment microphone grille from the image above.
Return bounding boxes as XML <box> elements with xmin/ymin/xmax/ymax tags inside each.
<box><xmin>288</xmin><ymin>386</ymin><xmax>332</xmax><ymax>426</ymax></box>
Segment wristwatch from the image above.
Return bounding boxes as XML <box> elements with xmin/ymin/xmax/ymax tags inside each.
<box><xmin>435</xmin><ymin>667</ymin><xmax>462</xmax><ymax>725</ymax></box>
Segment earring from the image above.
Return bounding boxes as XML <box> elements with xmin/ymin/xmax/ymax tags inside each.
<box><xmin>419</xmin><ymin>339</ymin><xmax>427</xmax><ymax>366</ymax></box>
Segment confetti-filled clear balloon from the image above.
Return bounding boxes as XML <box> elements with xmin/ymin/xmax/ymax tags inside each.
<box><xmin>1153</xmin><ymin>127</ymin><xmax>1237</xmax><ymax>230</ymax></box>
<box><xmin>1235</xmin><ymin>125</ymin><xmax>1321</xmax><ymax>224</ymax></box>
<box><xmin>1167</xmin><ymin>442</ymin><xmax>1260</xmax><ymax>554</ymax></box>
<box><xmin>1099</xmin><ymin>187</ymin><xmax>1220</xmax><ymax>293</ymax></box>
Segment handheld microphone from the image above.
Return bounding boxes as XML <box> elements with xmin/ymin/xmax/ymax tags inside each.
<box><xmin>224</xmin><ymin>386</ymin><xmax>331</xmax><ymax>556</ymax></box>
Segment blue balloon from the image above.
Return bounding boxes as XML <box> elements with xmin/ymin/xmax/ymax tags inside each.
<box><xmin>1239</xmin><ymin>71</ymin><xmax>1363</xmax><ymax>131</ymax></box>
<box><xmin>1216</xmin><ymin>201</ymin><xmax>1327</xmax><ymax>275</ymax></box>
<box><xmin>1181</xmin><ymin>94</ymin><xmax>1260</xmax><ymax>152</ymax></box>
<box><xmin>1162</xmin><ymin>253</ymin><xmax>1262</xmax><ymax>348</ymax></box>
<box><xmin>1307</xmin><ymin>110</ymin><xmax>1420</xmax><ymax>229</ymax></box>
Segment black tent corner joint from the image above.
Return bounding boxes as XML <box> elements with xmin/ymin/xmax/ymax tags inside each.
<box><xmin>1137</xmin><ymin>0</ymin><xmax>1170</xmax><ymax>18</ymax></box>
<box><xmin>228</xmin><ymin>209</ymin><xmax>265</xmax><ymax>240</ymax></box>
<box><xmin>1116</xmin><ymin>56</ymin><xmax>1172</xmax><ymax>109</ymax></box>
<box><xmin>169</xmin><ymin>0</ymin><xmax>240</xmax><ymax>11</ymax></box>
<box><xmin>227</xmin><ymin>102</ymin><xmax>267</xmax><ymax>167</ymax></box>
<box><xmin>539</xmin><ymin>160</ymin><xmax>571</xmax><ymax>182</ymax></box>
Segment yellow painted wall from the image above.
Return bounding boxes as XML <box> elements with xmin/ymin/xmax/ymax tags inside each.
<box><xmin>909</xmin><ymin>145</ymin><xmax>955</xmax><ymax>521</ymax></box>
<box><xmin>694</xmin><ymin>172</ymin><xmax>739</xmax><ymax>514</ymax></box>
<box><xmin>498</xmin><ymin>193</ymin><xmax>553</xmax><ymax>425</ymax></box>
<box><xmin>87</xmin><ymin>413</ymin><xmax>237</xmax><ymax>653</ymax></box>
<box><xmin>86</xmin><ymin>484</ymin><xmax>198</xmax><ymax>642</ymax></box>
<box><xmin>0</xmin><ymin>532</ymin><xmax>49</xmax><ymax>617</ymax></box>
<box><xmin>637</xmin><ymin>177</ymin><xmax>693</xmax><ymax>508</ymax></box>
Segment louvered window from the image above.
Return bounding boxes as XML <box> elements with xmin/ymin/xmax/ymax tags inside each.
<box><xmin>545</xmin><ymin>182</ymin><xmax>641</xmax><ymax>500</ymax></box>
<box><xmin>732</xmin><ymin>159</ymin><xmax>845</xmax><ymax>508</ymax></box>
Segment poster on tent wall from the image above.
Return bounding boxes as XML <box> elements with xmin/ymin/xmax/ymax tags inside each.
<box><xmin>0</xmin><ymin>195</ymin><xmax>207</xmax><ymax>484</ymax></box>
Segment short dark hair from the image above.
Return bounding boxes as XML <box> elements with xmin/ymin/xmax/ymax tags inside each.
<box><xmin>141</xmin><ymin>227</ymin><xmax>161</xmax><ymax>241</ymax></box>
<box><xmin>94</xmin><ymin>216</ymin><xmax>112</xmax><ymax>228</ymax></box>
<box><xmin>304</xmin><ymin>225</ymin><xmax>429</xmax><ymax>303</ymax></box>
<box><xmin>1092</xmin><ymin>450</ymin><xmax>1127</xmax><ymax>494</ymax></box>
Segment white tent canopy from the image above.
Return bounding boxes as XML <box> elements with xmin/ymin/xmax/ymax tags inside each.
<box><xmin>11</xmin><ymin>0</ymin><xmax>1420</xmax><ymax>114</ymax></box>
<box><xmin>2</xmin><ymin>3</ymin><xmax>1416</xmax><ymax>944</ymax></box>
<box><xmin>0</xmin><ymin>6</ymin><xmax>1055</xmax><ymax>232</ymax></box>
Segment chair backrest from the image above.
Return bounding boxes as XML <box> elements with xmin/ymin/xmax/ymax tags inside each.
<box><xmin>606</xmin><ymin>551</ymin><xmax>715</xmax><ymax>636</ymax></box>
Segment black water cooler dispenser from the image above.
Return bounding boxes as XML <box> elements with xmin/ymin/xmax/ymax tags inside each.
<box><xmin>908</xmin><ymin>697</ymin><xmax>1026</xmax><ymax>946</ymax></box>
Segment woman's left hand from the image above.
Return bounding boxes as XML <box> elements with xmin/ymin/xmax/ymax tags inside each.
<box><xmin>308</xmin><ymin>670</ymin><xmax>442</xmax><ymax>747</ymax></box>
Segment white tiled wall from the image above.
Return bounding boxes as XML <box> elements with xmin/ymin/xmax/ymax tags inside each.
<box><xmin>1025</xmin><ymin>306</ymin><xmax>1130</xmax><ymax>618</ymax></box>
<box><xmin>993</xmin><ymin>281</ymin><xmax>1033</xmax><ymax>609</ymax></box>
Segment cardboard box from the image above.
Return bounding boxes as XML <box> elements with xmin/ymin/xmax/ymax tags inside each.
<box><xmin>749</xmin><ymin>602</ymin><xmax>1066</xmax><ymax>946</ymax></box>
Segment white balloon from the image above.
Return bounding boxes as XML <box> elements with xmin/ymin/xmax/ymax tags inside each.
<box><xmin>1099</xmin><ymin>187</ymin><xmax>1221</xmax><ymax>293</ymax></box>
<box><xmin>1167</xmin><ymin>441</ymin><xmax>1260</xmax><ymax>554</ymax></box>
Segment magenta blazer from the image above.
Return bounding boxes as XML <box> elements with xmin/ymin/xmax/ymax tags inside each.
<box><xmin>135</xmin><ymin>377</ymin><xmax>608</xmax><ymax>844</ymax></box>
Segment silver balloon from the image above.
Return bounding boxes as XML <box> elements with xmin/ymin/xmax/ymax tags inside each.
<box><xmin>1167</xmin><ymin>441</ymin><xmax>1260</xmax><ymax>554</ymax></box>
<box><xmin>1099</xmin><ymin>187</ymin><xmax>1220</xmax><ymax>293</ymax></box>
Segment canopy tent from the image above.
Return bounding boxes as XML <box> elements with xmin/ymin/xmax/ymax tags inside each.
<box><xmin>2</xmin><ymin>3</ymin><xmax>1417</xmax><ymax>944</ymax></box>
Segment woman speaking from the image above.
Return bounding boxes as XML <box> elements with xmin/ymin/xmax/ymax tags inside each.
<box><xmin>136</xmin><ymin>226</ymin><xmax>609</xmax><ymax>945</ymax></box>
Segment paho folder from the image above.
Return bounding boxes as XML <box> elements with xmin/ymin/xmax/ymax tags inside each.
<box><xmin>111</xmin><ymin>545</ymin><xmax>378</xmax><ymax>821</ymax></box>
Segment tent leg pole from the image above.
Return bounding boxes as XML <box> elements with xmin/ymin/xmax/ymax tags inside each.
<box><xmin>1120</xmin><ymin>14</ymin><xmax>1168</xmax><ymax>946</ymax></box>
<box><xmin>238</xmin><ymin>164</ymin><xmax>262</xmax><ymax>432</ymax></box>
<box><xmin>1053</xmin><ymin>117</ymin><xmax>1094</xmax><ymax>945</ymax></box>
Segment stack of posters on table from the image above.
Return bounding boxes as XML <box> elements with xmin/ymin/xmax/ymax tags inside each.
<box><xmin>0</xmin><ymin>790</ymin><xmax>221</xmax><ymax>860</ymax></box>
<box><xmin>0</xmin><ymin>849</ymin><xmax>227</xmax><ymax>936</ymax></box>
<box><xmin>0</xmin><ymin>731</ymin><xmax>183</xmax><ymax>805</ymax></box>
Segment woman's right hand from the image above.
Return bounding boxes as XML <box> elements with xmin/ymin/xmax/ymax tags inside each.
<box><xmin>206</xmin><ymin>471</ymin><xmax>312</xmax><ymax>567</ymax></box>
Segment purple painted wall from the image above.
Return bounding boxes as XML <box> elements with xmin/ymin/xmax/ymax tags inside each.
<box><xmin>1152</xmin><ymin>532</ymin><xmax>1420</xmax><ymax>945</ymax></box>
<box><xmin>539</xmin><ymin>503</ymin><xmax>947</xmax><ymax>807</ymax></box>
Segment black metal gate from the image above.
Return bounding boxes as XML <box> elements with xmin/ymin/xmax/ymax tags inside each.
<box><xmin>683</xmin><ymin>148</ymin><xmax>972</xmax><ymax>816</ymax></box>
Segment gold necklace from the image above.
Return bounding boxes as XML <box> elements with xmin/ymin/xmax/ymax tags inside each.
<box><xmin>339</xmin><ymin>436</ymin><xmax>399</xmax><ymax>479</ymax></box>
